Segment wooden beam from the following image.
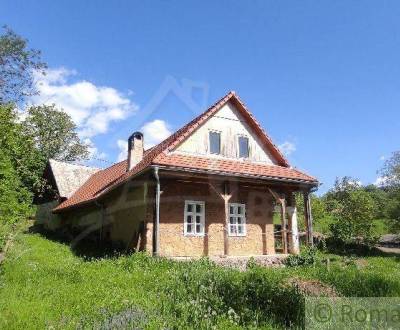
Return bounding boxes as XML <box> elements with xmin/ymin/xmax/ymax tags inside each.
<box><xmin>207</xmin><ymin>181</ymin><xmax>232</xmax><ymax>256</ymax></box>
<box><xmin>223</xmin><ymin>182</ymin><xmax>232</xmax><ymax>256</ymax></box>
<box><xmin>160</xmin><ymin>169</ymin><xmax>316</xmax><ymax>191</ymax></box>
<box><xmin>268</xmin><ymin>188</ymin><xmax>288</xmax><ymax>254</ymax></box>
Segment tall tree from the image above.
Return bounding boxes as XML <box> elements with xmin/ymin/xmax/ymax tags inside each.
<box><xmin>23</xmin><ymin>104</ymin><xmax>89</xmax><ymax>162</ymax></box>
<box><xmin>380</xmin><ymin>151</ymin><xmax>400</xmax><ymax>231</ymax></box>
<box><xmin>381</xmin><ymin>151</ymin><xmax>400</xmax><ymax>187</ymax></box>
<box><xmin>0</xmin><ymin>26</ymin><xmax>46</xmax><ymax>105</ymax></box>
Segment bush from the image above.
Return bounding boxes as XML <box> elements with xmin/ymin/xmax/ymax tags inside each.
<box><xmin>285</xmin><ymin>247</ymin><xmax>318</xmax><ymax>267</ymax></box>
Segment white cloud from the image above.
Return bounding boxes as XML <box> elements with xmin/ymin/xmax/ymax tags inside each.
<box><xmin>278</xmin><ymin>141</ymin><xmax>296</xmax><ymax>156</ymax></box>
<box><xmin>116</xmin><ymin>119</ymin><xmax>172</xmax><ymax>162</ymax></box>
<box><xmin>31</xmin><ymin>67</ymin><xmax>138</xmax><ymax>138</ymax></box>
<box><xmin>83</xmin><ymin>138</ymin><xmax>107</xmax><ymax>160</ymax></box>
<box><xmin>141</xmin><ymin>119</ymin><xmax>172</xmax><ymax>149</ymax></box>
<box><xmin>380</xmin><ymin>155</ymin><xmax>385</xmax><ymax>161</ymax></box>
<box><xmin>374</xmin><ymin>176</ymin><xmax>389</xmax><ymax>187</ymax></box>
<box><xmin>117</xmin><ymin>139</ymin><xmax>128</xmax><ymax>162</ymax></box>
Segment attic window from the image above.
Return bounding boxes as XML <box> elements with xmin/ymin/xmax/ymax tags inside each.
<box><xmin>238</xmin><ymin>136</ymin><xmax>249</xmax><ymax>158</ymax></box>
<box><xmin>209</xmin><ymin>131</ymin><xmax>221</xmax><ymax>155</ymax></box>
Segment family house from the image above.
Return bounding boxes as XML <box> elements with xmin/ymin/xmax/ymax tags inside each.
<box><xmin>45</xmin><ymin>91</ymin><xmax>318</xmax><ymax>257</ymax></box>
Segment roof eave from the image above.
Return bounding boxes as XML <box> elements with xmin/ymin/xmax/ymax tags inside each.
<box><xmin>52</xmin><ymin>199</ymin><xmax>95</xmax><ymax>214</ymax></box>
<box><xmin>151</xmin><ymin>165</ymin><xmax>319</xmax><ymax>187</ymax></box>
<box><xmin>52</xmin><ymin>167</ymin><xmax>152</xmax><ymax>214</ymax></box>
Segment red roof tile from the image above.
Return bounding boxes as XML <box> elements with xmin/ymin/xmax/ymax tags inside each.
<box><xmin>54</xmin><ymin>91</ymin><xmax>317</xmax><ymax>213</ymax></box>
<box><xmin>53</xmin><ymin>160</ymin><xmax>128</xmax><ymax>211</ymax></box>
<box><xmin>154</xmin><ymin>153</ymin><xmax>317</xmax><ymax>183</ymax></box>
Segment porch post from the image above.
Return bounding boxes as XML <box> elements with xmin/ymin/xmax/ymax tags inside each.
<box><xmin>303</xmin><ymin>191</ymin><xmax>313</xmax><ymax>247</ymax></box>
<box><xmin>207</xmin><ymin>181</ymin><xmax>233</xmax><ymax>257</ymax></box>
<box><xmin>223</xmin><ymin>181</ymin><xmax>232</xmax><ymax>256</ymax></box>
<box><xmin>280</xmin><ymin>198</ymin><xmax>288</xmax><ymax>254</ymax></box>
<box><xmin>268</xmin><ymin>188</ymin><xmax>288</xmax><ymax>254</ymax></box>
<box><xmin>286</xmin><ymin>194</ymin><xmax>300</xmax><ymax>254</ymax></box>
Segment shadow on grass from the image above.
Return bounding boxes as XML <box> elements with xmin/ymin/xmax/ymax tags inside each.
<box><xmin>27</xmin><ymin>225</ymin><xmax>131</xmax><ymax>260</ymax></box>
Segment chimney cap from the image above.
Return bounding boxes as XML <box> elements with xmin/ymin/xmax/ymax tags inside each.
<box><xmin>129</xmin><ymin>131</ymin><xmax>143</xmax><ymax>140</ymax></box>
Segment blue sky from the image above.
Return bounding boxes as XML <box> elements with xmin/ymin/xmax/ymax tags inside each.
<box><xmin>2</xmin><ymin>1</ymin><xmax>400</xmax><ymax>193</ymax></box>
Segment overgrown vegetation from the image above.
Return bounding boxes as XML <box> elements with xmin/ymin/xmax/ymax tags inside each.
<box><xmin>0</xmin><ymin>105</ymin><xmax>35</xmax><ymax>250</ymax></box>
<box><xmin>0</xmin><ymin>27</ymin><xmax>89</xmax><ymax>251</ymax></box>
<box><xmin>1</xmin><ymin>231</ymin><xmax>400</xmax><ymax>329</ymax></box>
<box><xmin>295</xmin><ymin>169</ymin><xmax>400</xmax><ymax>250</ymax></box>
<box><xmin>285</xmin><ymin>247</ymin><xmax>318</xmax><ymax>267</ymax></box>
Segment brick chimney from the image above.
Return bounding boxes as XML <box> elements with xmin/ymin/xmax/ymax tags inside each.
<box><xmin>127</xmin><ymin>131</ymin><xmax>144</xmax><ymax>171</ymax></box>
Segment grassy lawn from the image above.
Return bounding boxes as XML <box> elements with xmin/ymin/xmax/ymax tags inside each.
<box><xmin>1</xmin><ymin>229</ymin><xmax>400</xmax><ymax>329</ymax></box>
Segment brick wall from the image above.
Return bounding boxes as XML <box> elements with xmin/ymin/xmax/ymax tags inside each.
<box><xmin>156</xmin><ymin>180</ymin><xmax>275</xmax><ymax>257</ymax></box>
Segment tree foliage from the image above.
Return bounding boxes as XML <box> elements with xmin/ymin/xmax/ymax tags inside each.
<box><xmin>23</xmin><ymin>104</ymin><xmax>89</xmax><ymax>162</ymax></box>
<box><xmin>0</xmin><ymin>104</ymin><xmax>43</xmax><ymax>195</ymax></box>
<box><xmin>0</xmin><ymin>26</ymin><xmax>46</xmax><ymax>105</ymax></box>
<box><xmin>0</xmin><ymin>105</ymin><xmax>34</xmax><ymax>250</ymax></box>
<box><xmin>381</xmin><ymin>151</ymin><xmax>400</xmax><ymax>188</ymax></box>
<box><xmin>322</xmin><ymin>177</ymin><xmax>380</xmax><ymax>245</ymax></box>
<box><xmin>379</xmin><ymin>151</ymin><xmax>400</xmax><ymax>230</ymax></box>
<box><xmin>295</xmin><ymin>193</ymin><xmax>331</xmax><ymax>233</ymax></box>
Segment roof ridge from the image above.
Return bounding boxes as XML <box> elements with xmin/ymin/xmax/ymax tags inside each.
<box><xmin>49</xmin><ymin>158</ymin><xmax>101</xmax><ymax>171</ymax></box>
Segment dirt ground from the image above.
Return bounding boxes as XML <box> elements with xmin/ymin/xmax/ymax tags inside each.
<box><xmin>377</xmin><ymin>246</ymin><xmax>400</xmax><ymax>255</ymax></box>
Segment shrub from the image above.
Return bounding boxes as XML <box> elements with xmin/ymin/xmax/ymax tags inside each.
<box><xmin>285</xmin><ymin>247</ymin><xmax>318</xmax><ymax>267</ymax></box>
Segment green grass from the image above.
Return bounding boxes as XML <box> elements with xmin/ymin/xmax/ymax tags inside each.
<box><xmin>1</xmin><ymin>231</ymin><xmax>400</xmax><ymax>329</ymax></box>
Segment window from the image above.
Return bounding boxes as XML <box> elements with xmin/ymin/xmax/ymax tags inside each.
<box><xmin>209</xmin><ymin>131</ymin><xmax>221</xmax><ymax>154</ymax></box>
<box><xmin>238</xmin><ymin>136</ymin><xmax>249</xmax><ymax>158</ymax></box>
<box><xmin>184</xmin><ymin>200</ymin><xmax>205</xmax><ymax>236</ymax></box>
<box><xmin>229</xmin><ymin>203</ymin><xmax>246</xmax><ymax>236</ymax></box>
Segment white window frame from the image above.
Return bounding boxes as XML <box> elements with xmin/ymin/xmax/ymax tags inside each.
<box><xmin>208</xmin><ymin>130</ymin><xmax>222</xmax><ymax>155</ymax></box>
<box><xmin>228</xmin><ymin>203</ymin><xmax>247</xmax><ymax>236</ymax></box>
<box><xmin>237</xmin><ymin>135</ymin><xmax>249</xmax><ymax>159</ymax></box>
<box><xmin>184</xmin><ymin>200</ymin><xmax>205</xmax><ymax>236</ymax></box>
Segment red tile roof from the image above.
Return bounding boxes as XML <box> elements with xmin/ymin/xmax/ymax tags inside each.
<box><xmin>53</xmin><ymin>160</ymin><xmax>128</xmax><ymax>211</ymax></box>
<box><xmin>54</xmin><ymin>91</ymin><xmax>317</xmax><ymax>213</ymax></box>
<box><xmin>154</xmin><ymin>153</ymin><xmax>316</xmax><ymax>183</ymax></box>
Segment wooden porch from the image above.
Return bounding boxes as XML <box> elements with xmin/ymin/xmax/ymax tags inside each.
<box><xmin>155</xmin><ymin>169</ymin><xmax>316</xmax><ymax>256</ymax></box>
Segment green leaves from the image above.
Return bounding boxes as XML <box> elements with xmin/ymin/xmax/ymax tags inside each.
<box><xmin>381</xmin><ymin>151</ymin><xmax>400</xmax><ymax>188</ymax></box>
<box><xmin>0</xmin><ymin>26</ymin><xmax>47</xmax><ymax>105</ymax></box>
<box><xmin>23</xmin><ymin>104</ymin><xmax>89</xmax><ymax>163</ymax></box>
<box><xmin>0</xmin><ymin>105</ymin><xmax>33</xmax><ymax>250</ymax></box>
<box><xmin>326</xmin><ymin>177</ymin><xmax>378</xmax><ymax>245</ymax></box>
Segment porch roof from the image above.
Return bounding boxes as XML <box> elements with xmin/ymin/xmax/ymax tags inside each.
<box><xmin>155</xmin><ymin>153</ymin><xmax>317</xmax><ymax>184</ymax></box>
